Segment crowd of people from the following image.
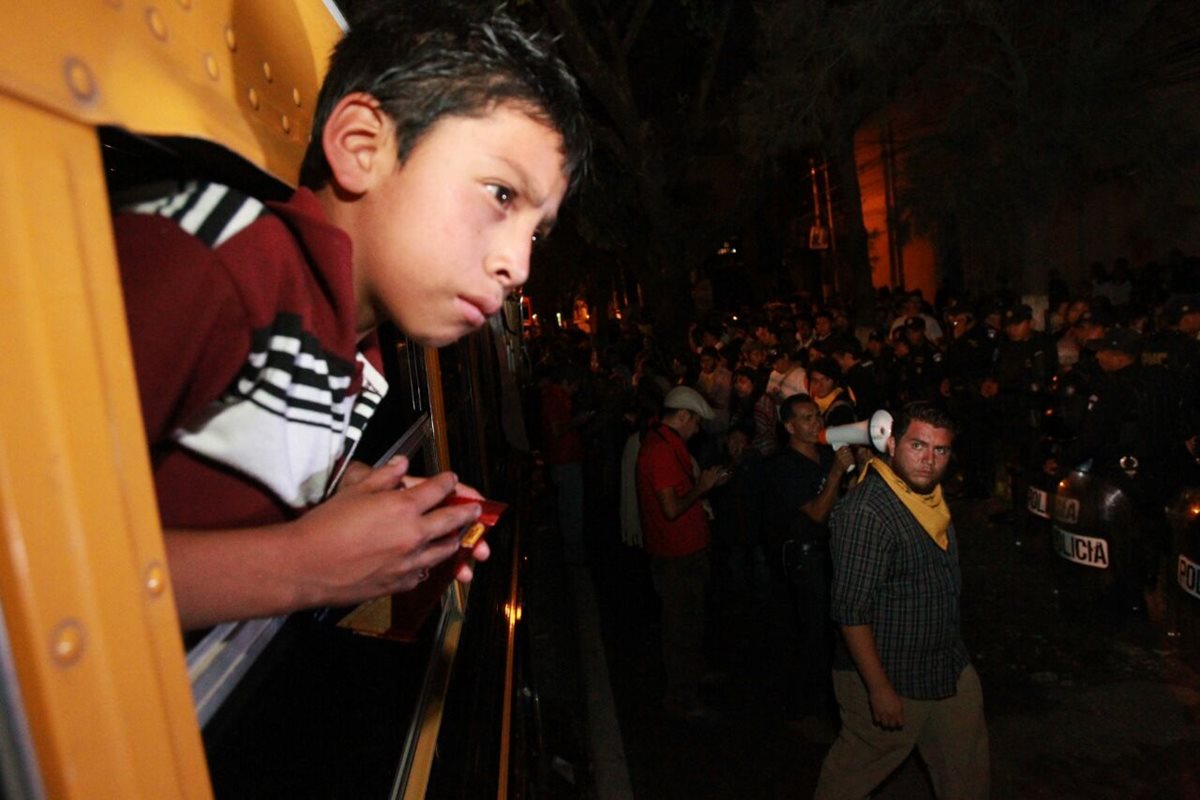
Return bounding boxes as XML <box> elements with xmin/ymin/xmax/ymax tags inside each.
<box><xmin>533</xmin><ymin>262</ymin><xmax>1200</xmax><ymax>563</ymax></box>
<box><xmin>530</xmin><ymin>260</ymin><xmax>1200</xmax><ymax>796</ymax></box>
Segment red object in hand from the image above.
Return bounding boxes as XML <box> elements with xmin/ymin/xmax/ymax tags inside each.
<box><xmin>436</xmin><ymin>496</ymin><xmax>508</xmax><ymax>528</ymax></box>
<box><xmin>385</xmin><ymin>496</ymin><xmax>508</xmax><ymax>642</ymax></box>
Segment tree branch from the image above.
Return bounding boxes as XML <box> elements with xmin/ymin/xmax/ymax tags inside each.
<box><xmin>688</xmin><ymin>0</ymin><xmax>735</xmax><ymax>128</ymax></box>
<box><xmin>622</xmin><ymin>0</ymin><xmax>655</xmax><ymax>57</ymax></box>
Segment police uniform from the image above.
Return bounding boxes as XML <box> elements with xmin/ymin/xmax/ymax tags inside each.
<box><xmin>994</xmin><ymin>305</ymin><xmax>1058</xmax><ymax>527</ymax></box>
<box><xmin>945</xmin><ymin>315</ymin><xmax>999</xmax><ymax>383</ymax></box>
<box><xmin>895</xmin><ymin>319</ymin><xmax>945</xmax><ymax>405</ymax></box>
<box><xmin>1140</xmin><ymin>294</ymin><xmax>1200</xmax><ymax>438</ymax></box>
<box><xmin>944</xmin><ymin>313</ymin><xmax>1000</xmax><ymax>497</ymax></box>
<box><xmin>1067</xmin><ymin>329</ymin><xmax>1180</xmax><ymax>610</ymax></box>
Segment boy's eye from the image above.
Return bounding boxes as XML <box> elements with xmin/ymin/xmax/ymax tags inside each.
<box><xmin>486</xmin><ymin>183</ymin><xmax>514</xmax><ymax>206</ymax></box>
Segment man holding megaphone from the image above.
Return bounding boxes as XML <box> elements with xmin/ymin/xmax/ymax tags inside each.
<box><xmin>766</xmin><ymin>394</ymin><xmax>856</xmax><ymax>736</ymax></box>
<box><xmin>815</xmin><ymin>401</ymin><xmax>989</xmax><ymax>800</ymax></box>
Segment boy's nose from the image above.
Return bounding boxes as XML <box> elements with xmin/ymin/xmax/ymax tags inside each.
<box><xmin>485</xmin><ymin>230</ymin><xmax>533</xmax><ymax>289</ymax></box>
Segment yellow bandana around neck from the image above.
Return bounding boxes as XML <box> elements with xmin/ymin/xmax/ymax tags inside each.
<box><xmin>859</xmin><ymin>457</ymin><xmax>951</xmax><ymax>549</ymax></box>
<box><xmin>814</xmin><ymin>386</ymin><xmax>857</xmax><ymax>415</ymax></box>
<box><xmin>813</xmin><ymin>387</ymin><xmax>841</xmax><ymax>415</ymax></box>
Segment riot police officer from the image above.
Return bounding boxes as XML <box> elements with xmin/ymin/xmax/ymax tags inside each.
<box><xmin>992</xmin><ymin>304</ymin><xmax>1059</xmax><ymax>530</ymax></box>
<box><xmin>1064</xmin><ymin>329</ymin><xmax>1182</xmax><ymax>612</ymax></box>
<box><xmin>1141</xmin><ymin>294</ymin><xmax>1200</xmax><ymax>438</ymax></box>
<box><xmin>894</xmin><ymin>316</ymin><xmax>944</xmax><ymax>405</ymax></box>
<box><xmin>943</xmin><ymin>305</ymin><xmax>1000</xmax><ymax>497</ymax></box>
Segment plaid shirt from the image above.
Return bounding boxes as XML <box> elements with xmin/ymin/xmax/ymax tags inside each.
<box><xmin>829</xmin><ymin>472</ymin><xmax>971</xmax><ymax>699</ymax></box>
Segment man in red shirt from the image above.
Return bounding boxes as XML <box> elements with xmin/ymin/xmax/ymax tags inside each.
<box><xmin>636</xmin><ymin>386</ymin><xmax>728</xmax><ymax>720</ymax></box>
<box><xmin>540</xmin><ymin>365</ymin><xmax>591</xmax><ymax>563</ymax></box>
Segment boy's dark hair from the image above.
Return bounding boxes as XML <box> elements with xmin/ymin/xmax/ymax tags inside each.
<box><xmin>300</xmin><ymin>2</ymin><xmax>590</xmax><ymax>192</ymax></box>
<box><xmin>891</xmin><ymin>401</ymin><xmax>956</xmax><ymax>441</ymax></box>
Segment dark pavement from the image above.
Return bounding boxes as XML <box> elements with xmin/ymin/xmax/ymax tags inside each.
<box><xmin>525</xmin><ymin>471</ymin><xmax>1200</xmax><ymax>799</ymax></box>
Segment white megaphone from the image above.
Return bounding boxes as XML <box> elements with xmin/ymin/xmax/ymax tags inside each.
<box><xmin>818</xmin><ymin>409</ymin><xmax>893</xmax><ymax>454</ymax></box>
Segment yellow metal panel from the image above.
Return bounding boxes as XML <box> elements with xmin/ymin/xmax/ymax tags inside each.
<box><xmin>425</xmin><ymin>349</ymin><xmax>454</xmax><ymax>473</ymax></box>
<box><xmin>0</xmin><ymin>0</ymin><xmax>342</xmax><ymax>186</ymax></box>
<box><xmin>0</xmin><ymin>97</ymin><xmax>211</xmax><ymax>799</ymax></box>
<box><xmin>399</xmin><ymin>612</ymin><xmax>465</xmax><ymax>800</ymax></box>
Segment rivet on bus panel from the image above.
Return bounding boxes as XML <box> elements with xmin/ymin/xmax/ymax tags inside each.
<box><xmin>281</xmin><ymin>114</ymin><xmax>291</xmax><ymax>133</ymax></box>
<box><xmin>145</xmin><ymin>563</ymin><xmax>167</xmax><ymax>597</ymax></box>
<box><xmin>146</xmin><ymin>7</ymin><xmax>168</xmax><ymax>42</ymax></box>
<box><xmin>248</xmin><ymin>87</ymin><xmax>260</xmax><ymax>110</ymax></box>
<box><xmin>63</xmin><ymin>58</ymin><xmax>97</xmax><ymax>103</ymax></box>
<box><xmin>262</xmin><ymin>60</ymin><xmax>273</xmax><ymax>82</ymax></box>
<box><xmin>225</xmin><ymin>26</ymin><xmax>237</xmax><ymax>52</ymax></box>
<box><xmin>292</xmin><ymin>87</ymin><xmax>302</xmax><ymax>107</ymax></box>
<box><xmin>204</xmin><ymin>53</ymin><xmax>219</xmax><ymax>81</ymax></box>
<box><xmin>50</xmin><ymin>621</ymin><xmax>85</xmax><ymax>666</ymax></box>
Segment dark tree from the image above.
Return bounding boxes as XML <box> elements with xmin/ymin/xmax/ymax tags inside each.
<box><xmin>897</xmin><ymin>0</ymin><xmax>1200</xmax><ymax>292</ymax></box>
<box><xmin>526</xmin><ymin>0</ymin><xmax>759</xmax><ymax>347</ymax></box>
<box><xmin>741</xmin><ymin>0</ymin><xmax>956</xmax><ymax>319</ymax></box>
<box><xmin>745</xmin><ymin>0</ymin><xmax>1200</xmax><ymax>298</ymax></box>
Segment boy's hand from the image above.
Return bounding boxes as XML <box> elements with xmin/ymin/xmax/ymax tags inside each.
<box><xmin>290</xmin><ymin>456</ymin><xmax>485</xmax><ymax>606</ymax></box>
<box><xmin>396</xmin><ymin>470</ymin><xmax>484</xmax><ymax>500</ymax></box>
<box><xmin>337</xmin><ymin>460</ymin><xmax>373</xmax><ymax>490</ymax></box>
<box><xmin>389</xmin><ymin>465</ymin><xmax>490</xmax><ymax>582</ymax></box>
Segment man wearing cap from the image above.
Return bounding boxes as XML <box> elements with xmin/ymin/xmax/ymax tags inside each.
<box><xmin>1064</xmin><ymin>328</ymin><xmax>1181</xmax><ymax>612</ymax></box>
<box><xmin>944</xmin><ymin>305</ymin><xmax>1000</xmax><ymax>498</ymax></box>
<box><xmin>895</xmin><ymin>316</ymin><xmax>945</xmax><ymax>405</ymax></box>
<box><xmin>1085</xmin><ymin>328</ymin><xmax>1176</xmax><ymax>438</ymax></box>
<box><xmin>888</xmin><ymin>292</ymin><xmax>946</xmax><ymax>345</ymax></box>
<box><xmin>1142</xmin><ymin>294</ymin><xmax>1200</xmax><ymax>436</ymax></box>
<box><xmin>830</xmin><ymin>335</ymin><xmax>883</xmax><ymax>417</ymax></box>
<box><xmin>992</xmin><ymin>304</ymin><xmax>1058</xmax><ymax>528</ymax></box>
<box><xmin>636</xmin><ymin>386</ymin><xmax>729</xmax><ymax>720</ymax></box>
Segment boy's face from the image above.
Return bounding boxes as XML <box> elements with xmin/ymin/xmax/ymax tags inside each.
<box><xmin>348</xmin><ymin>103</ymin><xmax>568</xmax><ymax>346</ymax></box>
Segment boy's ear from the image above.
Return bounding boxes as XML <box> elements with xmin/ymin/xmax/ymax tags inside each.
<box><xmin>320</xmin><ymin>93</ymin><xmax>393</xmax><ymax>194</ymax></box>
